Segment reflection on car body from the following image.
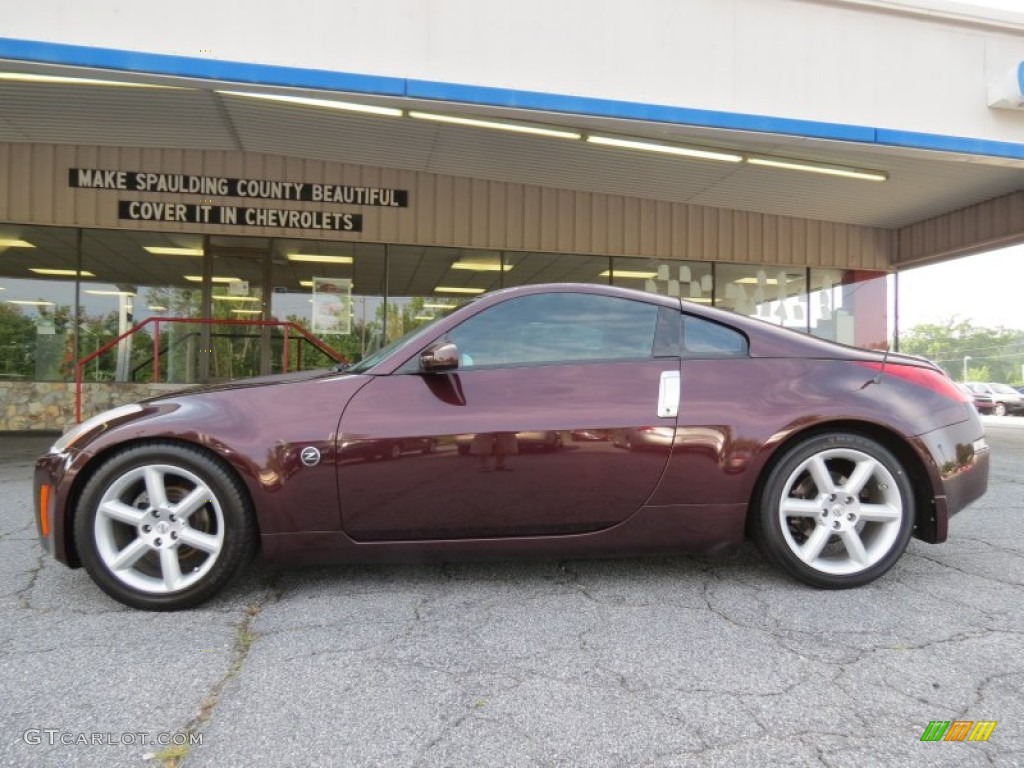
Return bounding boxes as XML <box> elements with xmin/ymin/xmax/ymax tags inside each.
<box><xmin>571</xmin><ymin>429</ymin><xmax>610</xmax><ymax>442</ymax></box>
<box><xmin>612</xmin><ymin>427</ymin><xmax>675</xmax><ymax>452</ymax></box>
<box><xmin>455</xmin><ymin>430</ymin><xmax>564</xmax><ymax>454</ymax></box>
<box><xmin>339</xmin><ymin>436</ymin><xmax>438</xmax><ymax>462</ymax></box>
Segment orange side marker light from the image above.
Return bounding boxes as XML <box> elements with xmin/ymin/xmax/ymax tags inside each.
<box><xmin>38</xmin><ymin>485</ymin><xmax>50</xmax><ymax>537</ymax></box>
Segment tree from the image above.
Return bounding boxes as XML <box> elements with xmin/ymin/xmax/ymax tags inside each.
<box><xmin>900</xmin><ymin>317</ymin><xmax>1024</xmax><ymax>384</ymax></box>
<box><xmin>0</xmin><ymin>303</ymin><xmax>36</xmax><ymax>378</ymax></box>
<box><xmin>283</xmin><ymin>313</ymin><xmax>365</xmax><ymax>369</ymax></box>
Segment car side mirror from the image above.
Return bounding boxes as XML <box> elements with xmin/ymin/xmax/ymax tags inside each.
<box><xmin>420</xmin><ymin>341</ymin><xmax>459</xmax><ymax>373</ymax></box>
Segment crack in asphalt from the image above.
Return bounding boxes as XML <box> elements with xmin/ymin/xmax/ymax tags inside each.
<box><xmin>14</xmin><ymin>548</ymin><xmax>46</xmax><ymax>610</ymax></box>
<box><xmin>0</xmin><ymin>520</ymin><xmax>35</xmax><ymax>541</ymax></box>
<box><xmin>958</xmin><ymin>670</ymin><xmax>1023</xmax><ymax>722</ymax></box>
<box><xmin>904</xmin><ymin>550</ymin><xmax>1024</xmax><ymax>590</ymax></box>
<box><xmin>151</xmin><ymin>575</ymin><xmax>284</xmax><ymax>766</ymax></box>
<box><xmin>954</xmin><ymin>535</ymin><xmax>1024</xmax><ymax>559</ymax></box>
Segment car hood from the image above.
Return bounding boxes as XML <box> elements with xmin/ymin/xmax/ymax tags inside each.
<box><xmin>142</xmin><ymin>367</ymin><xmax>346</xmax><ymax>402</ymax></box>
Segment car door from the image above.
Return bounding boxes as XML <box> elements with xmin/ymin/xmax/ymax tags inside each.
<box><xmin>337</xmin><ymin>291</ymin><xmax>681</xmax><ymax>541</ymax></box>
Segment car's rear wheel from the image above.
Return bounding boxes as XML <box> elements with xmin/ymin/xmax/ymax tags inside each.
<box><xmin>74</xmin><ymin>443</ymin><xmax>256</xmax><ymax>611</ymax></box>
<box><xmin>994</xmin><ymin>403</ymin><xmax>1007</xmax><ymax>417</ymax></box>
<box><xmin>753</xmin><ymin>433</ymin><xmax>913</xmax><ymax>589</ymax></box>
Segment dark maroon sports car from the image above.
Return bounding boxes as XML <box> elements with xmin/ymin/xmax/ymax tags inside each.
<box><xmin>33</xmin><ymin>283</ymin><xmax>990</xmax><ymax>610</ymax></box>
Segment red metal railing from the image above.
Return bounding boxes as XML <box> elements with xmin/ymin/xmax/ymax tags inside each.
<box><xmin>74</xmin><ymin>317</ymin><xmax>345</xmax><ymax>422</ymax></box>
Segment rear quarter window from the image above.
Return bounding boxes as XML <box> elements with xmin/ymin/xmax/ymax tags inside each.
<box><xmin>682</xmin><ymin>315</ymin><xmax>749</xmax><ymax>359</ymax></box>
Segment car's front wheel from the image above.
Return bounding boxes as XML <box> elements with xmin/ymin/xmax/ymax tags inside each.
<box><xmin>752</xmin><ymin>433</ymin><xmax>914</xmax><ymax>589</ymax></box>
<box><xmin>74</xmin><ymin>442</ymin><xmax>256</xmax><ymax>610</ymax></box>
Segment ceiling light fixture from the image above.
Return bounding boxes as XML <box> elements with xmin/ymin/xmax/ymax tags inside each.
<box><xmin>230</xmin><ymin>309</ymin><xmax>263</xmax><ymax>315</ymax></box>
<box><xmin>599</xmin><ymin>269</ymin><xmax>659</xmax><ymax>279</ymax></box>
<box><xmin>450</xmin><ymin>261</ymin><xmax>511</xmax><ymax>272</ymax></box>
<box><xmin>287</xmin><ymin>254</ymin><xmax>354</xmax><ymax>264</ymax></box>
<box><xmin>746</xmin><ymin>156</ymin><xmax>888</xmax><ymax>182</ymax></box>
<box><xmin>148</xmin><ymin>305</ymin><xmax>168</xmax><ymax>312</ymax></box>
<box><xmin>219</xmin><ymin>91</ymin><xmax>403</xmax><ymax>117</ymax></box>
<box><xmin>85</xmin><ymin>290</ymin><xmax>136</xmax><ymax>296</ymax></box>
<box><xmin>212</xmin><ymin>295</ymin><xmax>261</xmax><ymax>302</ymax></box>
<box><xmin>586</xmin><ymin>135</ymin><xmax>743</xmax><ymax>163</ymax></box>
<box><xmin>0</xmin><ymin>238</ymin><xmax>35</xmax><ymax>248</ymax></box>
<box><xmin>184</xmin><ymin>275</ymin><xmax>243</xmax><ymax>283</ymax></box>
<box><xmin>30</xmin><ymin>268</ymin><xmax>96</xmax><ymax>277</ymax></box>
<box><xmin>7</xmin><ymin>299</ymin><xmax>55</xmax><ymax>306</ymax></box>
<box><xmin>423</xmin><ymin>302</ymin><xmax>457</xmax><ymax>309</ymax></box>
<box><xmin>409</xmin><ymin>111</ymin><xmax>582</xmax><ymax>140</ymax></box>
<box><xmin>435</xmin><ymin>286</ymin><xmax>485</xmax><ymax>295</ymax></box>
<box><xmin>144</xmin><ymin>246</ymin><xmax>204</xmax><ymax>256</ymax></box>
<box><xmin>0</xmin><ymin>72</ymin><xmax>180</xmax><ymax>88</ymax></box>
<box><xmin>299</xmin><ymin>280</ymin><xmax>314</xmax><ymax>288</ymax></box>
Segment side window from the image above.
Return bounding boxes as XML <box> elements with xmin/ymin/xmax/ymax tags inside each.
<box><xmin>448</xmin><ymin>293</ymin><xmax>660</xmax><ymax>368</ymax></box>
<box><xmin>682</xmin><ymin>315</ymin><xmax>748</xmax><ymax>359</ymax></box>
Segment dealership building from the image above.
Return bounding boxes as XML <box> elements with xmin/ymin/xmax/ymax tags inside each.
<box><xmin>1</xmin><ymin>0</ymin><xmax>1023</xmax><ymax>430</ymax></box>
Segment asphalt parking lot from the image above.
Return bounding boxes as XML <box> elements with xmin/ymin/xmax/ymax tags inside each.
<box><xmin>1</xmin><ymin>418</ymin><xmax>1022</xmax><ymax>768</ymax></box>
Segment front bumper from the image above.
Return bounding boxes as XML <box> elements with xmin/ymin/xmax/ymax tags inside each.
<box><xmin>34</xmin><ymin>450</ymin><xmax>79</xmax><ymax>567</ymax></box>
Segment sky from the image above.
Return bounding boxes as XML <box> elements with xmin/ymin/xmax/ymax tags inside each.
<box><xmin>898</xmin><ymin>244</ymin><xmax>1024</xmax><ymax>330</ymax></box>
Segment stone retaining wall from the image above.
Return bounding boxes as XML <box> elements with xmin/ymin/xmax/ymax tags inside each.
<box><xmin>0</xmin><ymin>381</ymin><xmax>189</xmax><ymax>432</ymax></box>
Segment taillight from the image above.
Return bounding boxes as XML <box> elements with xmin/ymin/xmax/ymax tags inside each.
<box><xmin>857</xmin><ymin>362</ymin><xmax>970</xmax><ymax>403</ymax></box>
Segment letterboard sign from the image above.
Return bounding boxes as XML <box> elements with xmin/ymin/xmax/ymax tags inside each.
<box><xmin>68</xmin><ymin>168</ymin><xmax>412</xmax><ymax>233</ymax></box>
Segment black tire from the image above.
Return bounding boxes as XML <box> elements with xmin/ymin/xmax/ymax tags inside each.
<box><xmin>751</xmin><ymin>433</ymin><xmax>914</xmax><ymax>589</ymax></box>
<box><xmin>421</xmin><ymin>440</ymin><xmax>436</xmax><ymax>455</ymax></box>
<box><xmin>993</xmin><ymin>403</ymin><xmax>1007</xmax><ymax>417</ymax></box>
<box><xmin>386</xmin><ymin>443</ymin><xmax>402</xmax><ymax>460</ymax></box>
<box><xmin>73</xmin><ymin>442</ymin><xmax>257</xmax><ymax>611</ymax></box>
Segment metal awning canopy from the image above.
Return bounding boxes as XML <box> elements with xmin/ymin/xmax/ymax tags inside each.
<box><xmin>2</xmin><ymin>57</ymin><xmax>1023</xmax><ymax>269</ymax></box>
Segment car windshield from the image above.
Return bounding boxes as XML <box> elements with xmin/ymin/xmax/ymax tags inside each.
<box><xmin>990</xmin><ymin>383</ymin><xmax>1018</xmax><ymax>394</ymax></box>
<box><xmin>345</xmin><ymin>313</ymin><xmax>449</xmax><ymax>374</ymax></box>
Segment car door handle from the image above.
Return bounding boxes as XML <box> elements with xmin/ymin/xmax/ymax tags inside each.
<box><xmin>657</xmin><ymin>370</ymin><xmax>680</xmax><ymax>418</ymax></box>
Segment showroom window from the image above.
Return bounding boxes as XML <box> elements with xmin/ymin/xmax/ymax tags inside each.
<box><xmin>609</xmin><ymin>259</ymin><xmax>713</xmax><ymax>305</ymax></box>
<box><xmin>809</xmin><ymin>268</ymin><xmax>890</xmax><ymax>350</ymax></box>
<box><xmin>714</xmin><ymin>264</ymin><xmax>809</xmax><ymax>330</ymax></box>
<box><xmin>1</xmin><ymin>223</ymin><xmax>894</xmax><ymax>383</ymax></box>
<box><xmin>270</xmin><ymin>239</ymin><xmax>386</xmax><ymax>369</ymax></box>
<box><xmin>0</xmin><ymin>227</ymin><xmax>78</xmax><ymax>382</ymax></box>
<box><xmin>79</xmin><ymin>229</ymin><xmax>203</xmax><ymax>384</ymax></box>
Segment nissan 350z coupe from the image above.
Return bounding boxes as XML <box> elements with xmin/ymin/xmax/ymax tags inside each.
<box><xmin>33</xmin><ymin>283</ymin><xmax>989</xmax><ymax>610</ymax></box>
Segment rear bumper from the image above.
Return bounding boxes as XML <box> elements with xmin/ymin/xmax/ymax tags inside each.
<box><xmin>914</xmin><ymin>418</ymin><xmax>989</xmax><ymax>543</ymax></box>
